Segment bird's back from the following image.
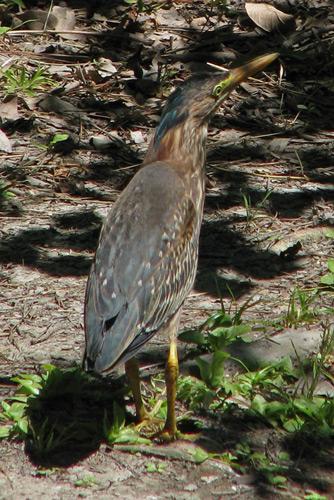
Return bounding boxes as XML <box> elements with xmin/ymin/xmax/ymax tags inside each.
<box><xmin>84</xmin><ymin>159</ymin><xmax>204</xmax><ymax>373</ymax></box>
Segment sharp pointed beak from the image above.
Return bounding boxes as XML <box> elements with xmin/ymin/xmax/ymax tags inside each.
<box><xmin>228</xmin><ymin>52</ymin><xmax>279</xmax><ymax>92</ymax></box>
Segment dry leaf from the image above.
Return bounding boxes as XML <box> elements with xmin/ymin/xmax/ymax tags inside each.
<box><xmin>130</xmin><ymin>130</ymin><xmax>145</xmax><ymax>144</ymax></box>
<box><xmin>38</xmin><ymin>96</ymin><xmax>77</xmax><ymax>115</ymax></box>
<box><xmin>0</xmin><ymin>96</ymin><xmax>20</xmax><ymax>121</ymax></box>
<box><xmin>15</xmin><ymin>10</ymin><xmax>58</xmax><ymax>30</ymax></box>
<box><xmin>245</xmin><ymin>2</ymin><xmax>295</xmax><ymax>33</ymax></box>
<box><xmin>52</xmin><ymin>6</ymin><xmax>75</xmax><ymax>32</ymax></box>
<box><xmin>52</xmin><ymin>6</ymin><xmax>84</xmax><ymax>41</ymax></box>
<box><xmin>0</xmin><ymin>129</ymin><xmax>12</xmax><ymax>152</ymax></box>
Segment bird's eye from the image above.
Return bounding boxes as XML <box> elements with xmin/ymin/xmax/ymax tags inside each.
<box><xmin>213</xmin><ymin>83</ymin><xmax>224</xmax><ymax>97</ymax></box>
<box><xmin>213</xmin><ymin>75</ymin><xmax>232</xmax><ymax>99</ymax></box>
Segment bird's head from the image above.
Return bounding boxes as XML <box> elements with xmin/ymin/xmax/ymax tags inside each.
<box><xmin>153</xmin><ymin>53</ymin><xmax>278</xmax><ymax>150</ymax></box>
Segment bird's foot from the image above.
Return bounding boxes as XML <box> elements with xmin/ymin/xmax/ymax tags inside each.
<box><xmin>135</xmin><ymin>414</ymin><xmax>164</xmax><ymax>432</ymax></box>
<box><xmin>152</xmin><ymin>425</ymin><xmax>179</xmax><ymax>442</ymax></box>
<box><xmin>144</xmin><ymin>409</ymin><xmax>180</xmax><ymax>441</ymax></box>
<box><xmin>134</xmin><ymin>396</ymin><xmax>165</xmax><ymax>434</ymax></box>
<box><xmin>134</xmin><ymin>400</ymin><xmax>181</xmax><ymax>440</ymax></box>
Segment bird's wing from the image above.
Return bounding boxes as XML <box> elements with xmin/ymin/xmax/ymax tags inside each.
<box><xmin>84</xmin><ymin>162</ymin><xmax>201</xmax><ymax>373</ymax></box>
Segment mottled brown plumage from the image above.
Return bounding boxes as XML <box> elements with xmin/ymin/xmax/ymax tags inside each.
<box><xmin>84</xmin><ymin>53</ymin><xmax>278</xmax><ymax>436</ymax></box>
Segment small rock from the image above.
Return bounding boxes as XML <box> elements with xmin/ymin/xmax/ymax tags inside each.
<box><xmin>184</xmin><ymin>483</ymin><xmax>197</xmax><ymax>491</ymax></box>
<box><xmin>201</xmin><ymin>475</ymin><xmax>218</xmax><ymax>484</ymax></box>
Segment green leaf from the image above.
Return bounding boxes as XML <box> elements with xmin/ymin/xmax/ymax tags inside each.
<box><xmin>103</xmin><ymin>410</ymin><xmax>112</xmax><ymax>441</ymax></box>
<box><xmin>277</xmin><ymin>356</ymin><xmax>294</xmax><ymax>373</ymax></box>
<box><xmin>208</xmin><ymin>324</ymin><xmax>251</xmax><ymax>350</ymax></box>
<box><xmin>196</xmin><ymin>356</ymin><xmax>212</xmax><ymax>386</ymax></box>
<box><xmin>251</xmin><ymin>394</ymin><xmax>266</xmax><ymax>414</ymax></box>
<box><xmin>278</xmin><ymin>451</ymin><xmax>290</xmax><ymax>461</ymax></box>
<box><xmin>0</xmin><ymin>425</ymin><xmax>12</xmax><ymax>438</ymax></box>
<box><xmin>271</xmin><ymin>475</ymin><xmax>287</xmax><ymax>485</ymax></box>
<box><xmin>11</xmin><ymin>377</ymin><xmax>42</xmax><ymax>395</ymax></box>
<box><xmin>304</xmin><ymin>492</ymin><xmax>328</xmax><ymax>500</ymax></box>
<box><xmin>103</xmin><ymin>402</ymin><xmax>126</xmax><ymax>442</ymax></box>
<box><xmin>283</xmin><ymin>418</ymin><xmax>300</xmax><ymax>432</ymax></box>
<box><xmin>327</xmin><ymin>258</ymin><xmax>334</xmax><ymax>273</ymax></box>
<box><xmin>321</xmin><ymin>273</ymin><xmax>334</xmax><ymax>285</ymax></box>
<box><xmin>49</xmin><ymin>134</ymin><xmax>69</xmax><ymax>146</ymax></box>
<box><xmin>75</xmin><ymin>476</ymin><xmax>97</xmax><ymax>487</ymax></box>
<box><xmin>178</xmin><ymin>329</ymin><xmax>206</xmax><ymax>345</ymax></box>
<box><xmin>12</xmin><ymin>373</ymin><xmax>42</xmax><ymax>383</ymax></box>
<box><xmin>112</xmin><ymin>401</ymin><xmax>125</xmax><ymax>431</ymax></box>
<box><xmin>230</xmin><ymin>324</ymin><xmax>251</xmax><ymax>336</ymax></box>
<box><xmin>146</xmin><ymin>462</ymin><xmax>157</xmax><ymax>472</ymax></box>
<box><xmin>193</xmin><ymin>447</ymin><xmax>209</xmax><ymax>463</ymax></box>
<box><xmin>0</xmin><ymin>27</ymin><xmax>11</xmax><ymax>34</ymax></box>
<box><xmin>263</xmin><ymin>400</ymin><xmax>286</xmax><ymax>421</ymax></box>
<box><xmin>114</xmin><ymin>427</ymin><xmax>148</xmax><ymax>444</ymax></box>
<box><xmin>103</xmin><ymin>403</ymin><xmax>149</xmax><ymax>445</ymax></box>
<box><xmin>210</xmin><ymin>350</ymin><xmax>229</xmax><ymax>388</ymax></box>
<box><xmin>1</xmin><ymin>401</ymin><xmax>11</xmax><ymax>413</ymax></box>
<box><xmin>204</xmin><ymin>312</ymin><xmax>232</xmax><ymax>329</ymax></box>
<box><xmin>42</xmin><ymin>364</ymin><xmax>58</xmax><ymax>374</ymax></box>
<box><xmin>17</xmin><ymin>417</ymin><xmax>29</xmax><ymax>434</ymax></box>
<box><xmin>325</xmin><ymin>228</ymin><xmax>334</xmax><ymax>239</ymax></box>
<box><xmin>6</xmin><ymin>402</ymin><xmax>26</xmax><ymax>420</ymax></box>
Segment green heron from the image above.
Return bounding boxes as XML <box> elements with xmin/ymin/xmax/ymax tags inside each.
<box><xmin>84</xmin><ymin>53</ymin><xmax>278</xmax><ymax>437</ymax></box>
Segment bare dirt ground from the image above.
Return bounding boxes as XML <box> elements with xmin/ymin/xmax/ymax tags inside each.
<box><xmin>0</xmin><ymin>1</ymin><xmax>334</xmax><ymax>499</ymax></box>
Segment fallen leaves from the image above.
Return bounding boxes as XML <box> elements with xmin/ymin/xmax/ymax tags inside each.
<box><xmin>0</xmin><ymin>129</ymin><xmax>12</xmax><ymax>152</ymax></box>
<box><xmin>245</xmin><ymin>2</ymin><xmax>296</xmax><ymax>33</ymax></box>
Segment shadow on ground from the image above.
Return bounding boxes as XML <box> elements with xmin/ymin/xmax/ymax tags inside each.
<box><xmin>16</xmin><ymin>363</ymin><xmax>334</xmax><ymax>498</ymax></box>
<box><xmin>0</xmin><ymin>182</ymin><xmax>316</xmax><ymax>296</ymax></box>
<box><xmin>24</xmin><ymin>366</ymin><xmax>127</xmax><ymax>467</ymax></box>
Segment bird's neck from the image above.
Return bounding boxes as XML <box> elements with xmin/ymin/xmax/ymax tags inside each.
<box><xmin>142</xmin><ymin>120</ymin><xmax>207</xmax><ymax>218</ymax></box>
<box><xmin>143</xmin><ymin>119</ymin><xmax>208</xmax><ymax>179</ymax></box>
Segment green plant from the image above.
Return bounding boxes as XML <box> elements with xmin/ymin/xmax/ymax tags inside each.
<box><xmin>318</xmin><ymin>229</ymin><xmax>334</xmax><ymax>290</ymax></box>
<box><xmin>238</xmin><ymin>356</ymin><xmax>296</xmax><ymax>396</ymax></box>
<box><xmin>123</xmin><ymin>0</ymin><xmax>166</xmax><ymax>12</ymax></box>
<box><xmin>189</xmin><ymin>446</ymin><xmax>239</xmax><ymax>467</ymax></box>
<box><xmin>0</xmin><ymin>0</ymin><xmax>25</xmax><ymax>7</ymax></box>
<box><xmin>233</xmin><ymin>442</ymin><xmax>289</xmax><ymax>486</ymax></box>
<box><xmin>36</xmin><ymin>467</ymin><xmax>60</xmax><ymax>476</ymax></box>
<box><xmin>0</xmin><ymin>366</ymin><xmax>103</xmax><ymax>453</ymax></box>
<box><xmin>177</xmin><ymin>375</ymin><xmax>217</xmax><ymax>409</ymax></box>
<box><xmin>0</xmin><ymin>364</ymin><xmax>149</xmax><ymax>455</ymax></box>
<box><xmin>0</xmin><ymin>64</ymin><xmax>55</xmax><ymax>96</ymax></box>
<box><xmin>304</xmin><ymin>491</ymin><xmax>328</xmax><ymax>500</ymax></box>
<box><xmin>0</xmin><ymin>183</ymin><xmax>15</xmax><ymax>202</ymax></box>
<box><xmin>49</xmin><ymin>134</ymin><xmax>69</xmax><ymax>147</ymax></box>
<box><xmin>281</xmin><ymin>286</ymin><xmax>320</xmax><ymax>328</ymax></box>
<box><xmin>240</xmin><ymin>188</ymin><xmax>273</xmax><ymax>226</ymax></box>
<box><xmin>146</xmin><ymin>461</ymin><xmax>168</xmax><ymax>473</ymax></box>
<box><xmin>75</xmin><ymin>476</ymin><xmax>98</xmax><ymax>488</ymax></box>
<box><xmin>321</xmin><ymin>258</ymin><xmax>334</xmax><ymax>287</ymax></box>
<box><xmin>103</xmin><ymin>402</ymin><xmax>149</xmax><ymax>445</ymax></box>
<box><xmin>0</xmin><ymin>25</ymin><xmax>12</xmax><ymax>34</ymax></box>
<box><xmin>0</xmin><ymin>372</ymin><xmax>42</xmax><ymax>439</ymax></box>
<box><xmin>189</xmin><ymin>443</ymin><xmax>289</xmax><ymax>485</ymax></box>
<box><xmin>177</xmin><ymin>288</ymin><xmax>334</xmax><ymax>439</ymax></box>
<box><xmin>179</xmin><ymin>293</ymin><xmax>257</xmax><ymax>353</ymax></box>
<box><xmin>294</xmin><ymin>326</ymin><xmax>334</xmax><ymax>399</ymax></box>
<box><xmin>178</xmin><ymin>345</ymin><xmax>334</xmax><ymax>438</ymax></box>
<box><xmin>206</xmin><ymin>0</ymin><xmax>229</xmax><ymax>16</ymax></box>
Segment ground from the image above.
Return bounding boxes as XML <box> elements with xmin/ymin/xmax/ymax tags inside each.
<box><xmin>0</xmin><ymin>1</ymin><xmax>334</xmax><ymax>499</ymax></box>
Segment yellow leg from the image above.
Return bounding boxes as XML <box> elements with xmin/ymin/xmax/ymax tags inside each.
<box><xmin>126</xmin><ymin>310</ymin><xmax>181</xmax><ymax>438</ymax></box>
<box><xmin>163</xmin><ymin>336</ymin><xmax>178</xmax><ymax>437</ymax></box>
<box><xmin>125</xmin><ymin>357</ymin><xmax>146</xmax><ymax>422</ymax></box>
<box><xmin>161</xmin><ymin>308</ymin><xmax>181</xmax><ymax>438</ymax></box>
